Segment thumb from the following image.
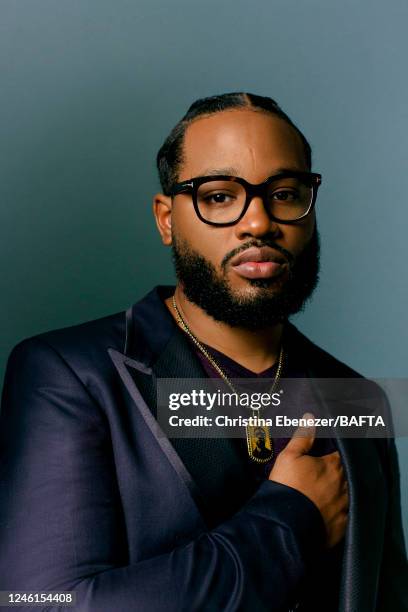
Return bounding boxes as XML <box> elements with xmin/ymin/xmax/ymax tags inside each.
<box><xmin>285</xmin><ymin>412</ymin><xmax>316</xmax><ymax>456</ymax></box>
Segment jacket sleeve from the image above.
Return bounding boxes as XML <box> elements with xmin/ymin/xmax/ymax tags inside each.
<box><xmin>0</xmin><ymin>337</ymin><xmax>326</xmax><ymax>612</ymax></box>
<box><xmin>376</xmin><ymin>437</ymin><xmax>408</xmax><ymax>611</ymax></box>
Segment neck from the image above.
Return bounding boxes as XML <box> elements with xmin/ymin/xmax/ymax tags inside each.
<box><xmin>165</xmin><ymin>284</ymin><xmax>284</xmax><ymax>374</ymax></box>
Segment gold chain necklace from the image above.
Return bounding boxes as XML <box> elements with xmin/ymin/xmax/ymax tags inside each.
<box><xmin>171</xmin><ymin>294</ymin><xmax>284</xmax><ymax>463</ymax></box>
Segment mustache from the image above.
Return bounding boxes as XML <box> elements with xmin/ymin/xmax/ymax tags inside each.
<box><xmin>221</xmin><ymin>240</ymin><xmax>295</xmax><ymax>271</ymax></box>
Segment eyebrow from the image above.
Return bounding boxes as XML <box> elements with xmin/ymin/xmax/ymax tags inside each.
<box><xmin>200</xmin><ymin>167</ymin><xmax>240</xmax><ymax>176</ymax></box>
<box><xmin>199</xmin><ymin>166</ymin><xmax>307</xmax><ymax>177</ymax></box>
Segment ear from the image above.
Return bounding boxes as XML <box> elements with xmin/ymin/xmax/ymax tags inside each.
<box><xmin>153</xmin><ymin>193</ymin><xmax>173</xmax><ymax>245</ymax></box>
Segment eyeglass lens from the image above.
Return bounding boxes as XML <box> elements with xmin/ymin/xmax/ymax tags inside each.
<box><xmin>196</xmin><ymin>176</ymin><xmax>314</xmax><ymax>223</ymax></box>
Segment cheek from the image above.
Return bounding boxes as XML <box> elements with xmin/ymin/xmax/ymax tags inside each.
<box><xmin>172</xmin><ymin>205</ymin><xmax>227</xmax><ymax>265</ymax></box>
<box><xmin>172</xmin><ymin>203</ymin><xmax>199</xmax><ymax>236</ymax></box>
<box><xmin>284</xmin><ymin>216</ymin><xmax>315</xmax><ymax>255</ymax></box>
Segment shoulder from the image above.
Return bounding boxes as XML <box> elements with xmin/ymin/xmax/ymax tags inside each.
<box><xmin>286</xmin><ymin>322</ymin><xmax>391</xmax><ymax>406</ymax></box>
<box><xmin>285</xmin><ymin>321</ymin><xmax>364</xmax><ymax>378</ymax></box>
<box><xmin>4</xmin><ymin>309</ymin><xmax>127</xmax><ymax>392</ymax></box>
<box><xmin>287</xmin><ymin>322</ymin><xmax>393</xmax><ymax>434</ymax></box>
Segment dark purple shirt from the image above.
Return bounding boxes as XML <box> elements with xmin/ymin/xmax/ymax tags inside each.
<box><xmin>191</xmin><ymin>339</ymin><xmax>337</xmax><ymax>479</ymax></box>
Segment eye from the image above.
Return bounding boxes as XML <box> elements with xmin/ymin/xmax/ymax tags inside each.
<box><xmin>202</xmin><ymin>192</ymin><xmax>236</xmax><ymax>205</ymax></box>
<box><xmin>270</xmin><ymin>189</ymin><xmax>299</xmax><ymax>202</ymax></box>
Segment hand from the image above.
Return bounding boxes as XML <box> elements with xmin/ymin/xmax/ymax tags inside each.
<box><xmin>269</xmin><ymin>412</ymin><xmax>349</xmax><ymax>548</ymax></box>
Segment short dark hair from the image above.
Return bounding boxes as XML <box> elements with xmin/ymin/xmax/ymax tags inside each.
<box><xmin>156</xmin><ymin>92</ymin><xmax>312</xmax><ymax>195</ymax></box>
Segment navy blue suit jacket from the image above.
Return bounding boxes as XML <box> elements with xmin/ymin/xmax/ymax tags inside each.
<box><xmin>0</xmin><ymin>286</ymin><xmax>406</xmax><ymax>611</ymax></box>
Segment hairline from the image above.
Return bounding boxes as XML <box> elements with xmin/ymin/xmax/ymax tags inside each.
<box><xmin>175</xmin><ymin>107</ymin><xmax>311</xmax><ymax>186</ymax></box>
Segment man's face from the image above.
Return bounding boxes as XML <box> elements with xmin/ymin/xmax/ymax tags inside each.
<box><xmin>157</xmin><ymin>109</ymin><xmax>320</xmax><ymax>329</ymax></box>
<box><xmin>255</xmin><ymin>428</ymin><xmax>266</xmax><ymax>449</ymax></box>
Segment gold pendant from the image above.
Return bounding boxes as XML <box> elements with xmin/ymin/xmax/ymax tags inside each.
<box><xmin>246</xmin><ymin>423</ymin><xmax>274</xmax><ymax>463</ymax></box>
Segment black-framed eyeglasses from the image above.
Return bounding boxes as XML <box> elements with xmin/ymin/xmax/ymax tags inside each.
<box><xmin>170</xmin><ymin>171</ymin><xmax>322</xmax><ymax>226</ymax></box>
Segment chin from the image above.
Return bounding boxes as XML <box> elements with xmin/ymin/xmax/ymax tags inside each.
<box><xmin>228</xmin><ymin>278</ymin><xmax>287</xmax><ymax>301</ymax></box>
<box><xmin>232</xmin><ymin>272</ymin><xmax>288</xmax><ymax>290</ymax></box>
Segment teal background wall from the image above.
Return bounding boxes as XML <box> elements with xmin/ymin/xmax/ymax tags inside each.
<box><xmin>1</xmin><ymin>0</ymin><xmax>407</xmax><ymax>540</ymax></box>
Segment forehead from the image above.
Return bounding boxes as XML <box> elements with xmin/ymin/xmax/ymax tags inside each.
<box><xmin>180</xmin><ymin>109</ymin><xmax>308</xmax><ymax>181</ymax></box>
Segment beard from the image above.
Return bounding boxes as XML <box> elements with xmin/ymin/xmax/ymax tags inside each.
<box><xmin>171</xmin><ymin>226</ymin><xmax>320</xmax><ymax>331</ymax></box>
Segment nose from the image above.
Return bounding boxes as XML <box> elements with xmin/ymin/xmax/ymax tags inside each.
<box><xmin>234</xmin><ymin>195</ymin><xmax>281</xmax><ymax>240</ymax></box>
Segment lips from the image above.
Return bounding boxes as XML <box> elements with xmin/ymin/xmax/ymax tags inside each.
<box><xmin>230</xmin><ymin>246</ymin><xmax>287</xmax><ymax>266</ymax></box>
<box><xmin>230</xmin><ymin>247</ymin><xmax>288</xmax><ymax>280</ymax></box>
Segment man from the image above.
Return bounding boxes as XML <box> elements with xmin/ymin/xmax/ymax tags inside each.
<box><xmin>252</xmin><ymin>427</ymin><xmax>273</xmax><ymax>461</ymax></box>
<box><xmin>0</xmin><ymin>92</ymin><xmax>406</xmax><ymax>611</ymax></box>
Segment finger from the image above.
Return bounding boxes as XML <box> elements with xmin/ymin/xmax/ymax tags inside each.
<box><xmin>323</xmin><ymin>450</ymin><xmax>341</xmax><ymax>462</ymax></box>
<box><xmin>285</xmin><ymin>412</ymin><xmax>316</xmax><ymax>456</ymax></box>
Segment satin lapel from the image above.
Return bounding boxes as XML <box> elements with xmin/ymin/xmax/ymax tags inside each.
<box><xmin>108</xmin><ymin>323</ymin><xmax>212</xmax><ymax>518</ymax></box>
<box><xmin>306</xmin><ymin>369</ymin><xmax>387</xmax><ymax>612</ymax></box>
